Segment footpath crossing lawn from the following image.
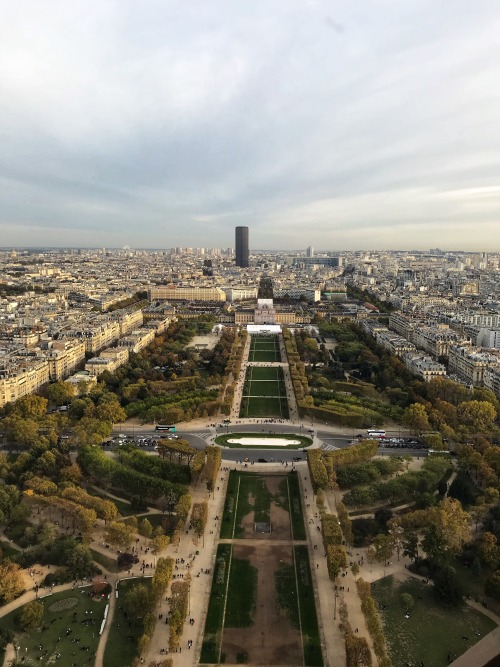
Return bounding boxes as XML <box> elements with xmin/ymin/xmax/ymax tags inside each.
<box><xmin>103</xmin><ymin>577</ymin><xmax>153</xmax><ymax>667</ymax></box>
<box><xmin>240</xmin><ymin>366</ymin><xmax>289</xmax><ymax>419</ymax></box>
<box><xmin>248</xmin><ymin>335</ymin><xmax>281</xmax><ymax>362</ymax></box>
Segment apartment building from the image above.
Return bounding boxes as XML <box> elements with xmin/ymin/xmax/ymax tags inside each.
<box><xmin>0</xmin><ymin>356</ymin><xmax>50</xmax><ymax>406</ymax></box>
<box><xmin>149</xmin><ymin>286</ymin><xmax>226</xmax><ymax>302</ymax></box>
<box><xmin>273</xmin><ymin>287</ymin><xmax>321</xmax><ymax>302</ymax></box>
<box><xmin>117</xmin><ymin>329</ymin><xmax>156</xmax><ymax>354</ymax></box>
<box><xmin>46</xmin><ymin>339</ymin><xmax>87</xmax><ymax>381</ymax></box>
<box><xmin>412</xmin><ymin>325</ymin><xmax>459</xmax><ymax>358</ymax></box>
<box><xmin>448</xmin><ymin>344</ymin><xmax>500</xmax><ymax>386</ymax></box>
<box><xmin>69</xmin><ymin>320</ymin><xmax>121</xmax><ymax>354</ymax></box>
<box><xmin>374</xmin><ymin>329</ymin><xmax>418</xmax><ymax>357</ymax></box>
<box><xmin>388</xmin><ymin>312</ymin><xmax>419</xmax><ymax>341</ymax></box>
<box><xmin>111</xmin><ymin>308</ymin><xmax>144</xmax><ymax>336</ymax></box>
<box><xmin>225</xmin><ymin>287</ymin><xmax>258</xmax><ymax>302</ymax></box>
<box><xmin>477</xmin><ymin>328</ymin><xmax>500</xmax><ymax>349</ymax></box>
<box><xmin>484</xmin><ymin>367</ymin><xmax>500</xmax><ymax>399</ymax></box>
<box><xmin>404</xmin><ymin>354</ymin><xmax>447</xmax><ymax>381</ymax></box>
<box><xmin>85</xmin><ymin>347</ymin><xmax>129</xmax><ymax>377</ymax></box>
<box><xmin>64</xmin><ymin>370</ymin><xmax>97</xmax><ymax>395</ymax></box>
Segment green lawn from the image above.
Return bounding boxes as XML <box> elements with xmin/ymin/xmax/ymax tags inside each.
<box><xmin>372</xmin><ymin>576</ymin><xmax>498</xmax><ymax>667</ymax></box>
<box><xmin>287</xmin><ymin>473</ymin><xmax>306</xmax><ymax>540</ymax></box>
<box><xmin>90</xmin><ymin>548</ymin><xmax>120</xmax><ymax>573</ymax></box>
<box><xmin>249</xmin><ymin>348</ymin><xmax>281</xmax><ymax>362</ymax></box>
<box><xmin>225</xmin><ymin>557</ymin><xmax>258</xmax><ymax>627</ymax></box>
<box><xmin>221</xmin><ymin>471</ymin><xmax>240</xmax><ymax>539</ymax></box>
<box><xmin>0</xmin><ymin>539</ymin><xmax>21</xmax><ymax>560</ymax></box>
<box><xmin>247</xmin><ymin>366</ymin><xmax>282</xmax><ymax>381</ymax></box>
<box><xmin>1</xmin><ymin>586</ymin><xmax>105</xmax><ymax>664</ymax></box>
<box><xmin>200</xmin><ymin>544</ymin><xmax>232</xmax><ymax>664</ymax></box>
<box><xmin>241</xmin><ymin>366</ymin><xmax>289</xmax><ymax>417</ymax></box>
<box><xmin>294</xmin><ymin>546</ymin><xmax>323</xmax><ymax>666</ymax></box>
<box><xmin>103</xmin><ymin>577</ymin><xmax>152</xmax><ymax>667</ymax></box>
<box><xmin>244</xmin><ymin>379</ymin><xmax>286</xmax><ymax>396</ymax></box>
<box><xmin>4</xmin><ymin>520</ymin><xmax>33</xmax><ymax>545</ymax></box>
<box><xmin>248</xmin><ymin>337</ymin><xmax>281</xmax><ymax>363</ymax></box>
<box><xmin>240</xmin><ymin>396</ymin><xmax>289</xmax><ymax>418</ymax></box>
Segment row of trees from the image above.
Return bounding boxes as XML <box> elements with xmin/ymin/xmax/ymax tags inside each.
<box><xmin>77</xmin><ymin>445</ymin><xmax>188</xmax><ymax>502</ymax></box>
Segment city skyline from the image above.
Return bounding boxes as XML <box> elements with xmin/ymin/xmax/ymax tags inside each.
<box><xmin>1</xmin><ymin>2</ymin><xmax>500</xmax><ymax>250</ymax></box>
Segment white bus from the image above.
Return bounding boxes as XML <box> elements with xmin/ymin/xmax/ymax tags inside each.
<box><xmin>366</xmin><ymin>429</ymin><xmax>386</xmax><ymax>439</ymax></box>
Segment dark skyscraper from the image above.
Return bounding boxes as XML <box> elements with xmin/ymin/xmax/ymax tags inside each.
<box><xmin>235</xmin><ymin>226</ymin><xmax>249</xmax><ymax>268</ymax></box>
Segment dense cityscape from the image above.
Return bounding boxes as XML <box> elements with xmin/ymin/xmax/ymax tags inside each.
<box><xmin>0</xmin><ymin>235</ymin><xmax>499</xmax><ymax>667</ymax></box>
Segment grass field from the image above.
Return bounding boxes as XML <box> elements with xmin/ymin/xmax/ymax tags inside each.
<box><xmin>287</xmin><ymin>473</ymin><xmax>307</xmax><ymax>540</ymax></box>
<box><xmin>1</xmin><ymin>586</ymin><xmax>105</xmax><ymax>665</ymax></box>
<box><xmin>295</xmin><ymin>545</ymin><xmax>323</xmax><ymax>666</ymax></box>
<box><xmin>248</xmin><ymin>335</ymin><xmax>281</xmax><ymax>362</ymax></box>
<box><xmin>225</xmin><ymin>557</ymin><xmax>258</xmax><ymax>627</ymax></box>
<box><xmin>90</xmin><ymin>548</ymin><xmax>120</xmax><ymax>573</ymax></box>
<box><xmin>103</xmin><ymin>577</ymin><xmax>153</xmax><ymax>667</ymax></box>
<box><xmin>372</xmin><ymin>576</ymin><xmax>497</xmax><ymax>667</ymax></box>
<box><xmin>240</xmin><ymin>366</ymin><xmax>289</xmax><ymax>419</ymax></box>
<box><xmin>0</xmin><ymin>538</ymin><xmax>21</xmax><ymax>559</ymax></box>
<box><xmin>204</xmin><ymin>470</ymin><xmax>322</xmax><ymax>666</ymax></box>
<box><xmin>200</xmin><ymin>544</ymin><xmax>232</xmax><ymax>663</ymax></box>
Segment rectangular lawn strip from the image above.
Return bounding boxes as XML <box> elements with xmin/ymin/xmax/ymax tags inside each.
<box><xmin>224</xmin><ymin>557</ymin><xmax>258</xmax><ymax>627</ymax></box>
<box><xmin>287</xmin><ymin>472</ymin><xmax>307</xmax><ymax>540</ymax></box>
<box><xmin>1</xmin><ymin>586</ymin><xmax>104</xmax><ymax>664</ymax></box>
<box><xmin>220</xmin><ymin>471</ymin><xmax>239</xmax><ymax>539</ymax></box>
<box><xmin>90</xmin><ymin>548</ymin><xmax>120</xmax><ymax>573</ymax></box>
<box><xmin>200</xmin><ymin>544</ymin><xmax>232</xmax><ymax>663</ymax></box>
<box><xmin>243</xmin><ymin>396</ymin><xmax>286</xmax><ymax>418</ymax></box>
<box><xmin>244</xmin><ymin>379</ymin><xmax>286</xmax><ymax>396</ymax></box>
<box><xmin>279</xmin><ymin>396</ymin><xmax>290</xmax><ymax>419</ymax></box>
<box><xmin>371</xmin><ymin>575</ymin><xmax>498</xmax><ymax>667</ymax></box>
<box><xmin>248</xmin><ymin>366</ymin><xmax>281</xmax><ymax>381</ymax></box>
<box><xmin>294</xmin><ymin>545</ymin><xmax>324</xmax><ymax>667</ymax></box>
<box><xmin>251</xmin><ymin>348</ymin><xmax>281</xmax><ymax>362</ymax></box>
<box><xmin>103</xmin><ymin>577</ymin><xmax>153</xmax><ymax>667</ymax></box>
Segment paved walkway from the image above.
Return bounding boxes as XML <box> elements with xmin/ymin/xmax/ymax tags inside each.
<box><xmin>299</xmin><ymin>470</ymin><xmax>375</xmax><ymax>667</ymax></box>
<box><xmin>141</xmin><ymin>471</ymin><xmax>230</xmax><ymax>666</ymax></box>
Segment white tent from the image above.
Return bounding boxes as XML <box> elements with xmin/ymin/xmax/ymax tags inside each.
<box><xmin>246</xmin><ymin>324</ymin><xmax>281</xmax><ymax>334</ymax></box>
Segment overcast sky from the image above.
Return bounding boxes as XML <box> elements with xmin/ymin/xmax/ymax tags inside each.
<box><xmin>1</xmin><ymin>1</ymin><xmax>500</xmax><ymax>251</ymax></box>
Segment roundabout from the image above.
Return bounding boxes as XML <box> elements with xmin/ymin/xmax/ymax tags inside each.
<box><xmin>214</xmin><ymin>431</ymin><xmax>313</xmax><ymax>449</ymax></box>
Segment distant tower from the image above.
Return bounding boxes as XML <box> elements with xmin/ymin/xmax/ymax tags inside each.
<box><xmin>235</xmin><ymin>226</ymin><xmax>249</xmax><ymax>268</ymax></box>
<box><xmin>306</xmin><ymin>246</ymin><xmax>314</xmax><ymax>258</ymax></box>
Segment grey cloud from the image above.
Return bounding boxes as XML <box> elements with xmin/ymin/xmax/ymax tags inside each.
<box><xmin>1</xmin><ymin>0</ymin><xmax>500</xmax><ymax>249</ymax></box>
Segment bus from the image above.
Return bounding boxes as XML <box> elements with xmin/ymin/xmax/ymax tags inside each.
<box><xmin>155</xmin><ymin>425</ymin><xmax>177</xmax><ymax>432</ymax></box>
<box><xmin>427</xmin><ymin>449</ymin><xmax>451</xmax><ymax>457</ymax></box>
<box><xmin>366</xmin><ymin>429</ymin><xmax>386</xmax><ymax>439</ymax></box>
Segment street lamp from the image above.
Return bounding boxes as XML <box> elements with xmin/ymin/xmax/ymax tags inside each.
<box><xmin>333</xmin><ymin>585</ymin><xmax>338</xmax><ymax>620</ymax></box>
